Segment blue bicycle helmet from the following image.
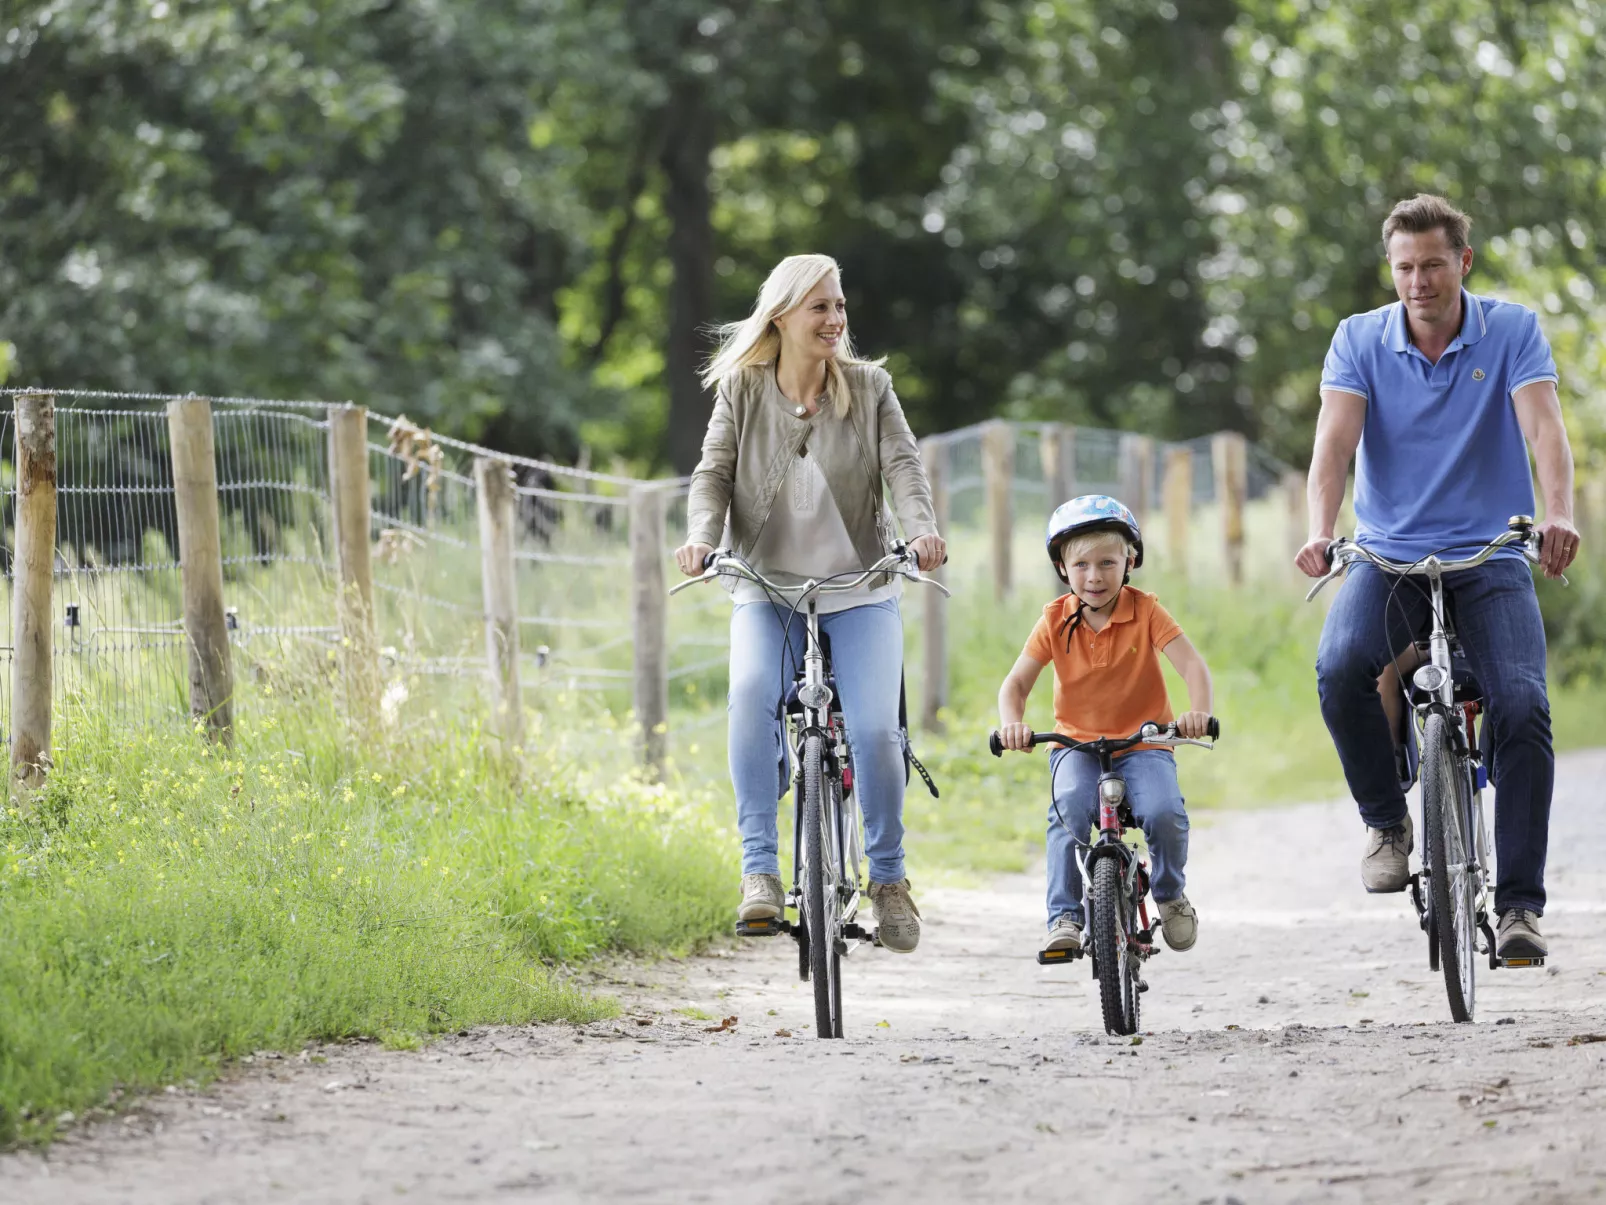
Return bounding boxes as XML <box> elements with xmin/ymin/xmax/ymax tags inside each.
<box><xmin>1045</xmin><ymin>494</ymin><xmax>1144</xmax><ymax>583</ymax></box>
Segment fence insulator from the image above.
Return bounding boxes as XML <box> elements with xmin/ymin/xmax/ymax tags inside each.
<box><xmin>920</xmin><ymin>437</ymin><xmax>950</xmax><ymax>732</ymax></box>
<box><xmin>1162</xmin><ymin>445</ymin><xmax>1193</xmax><ymax>580</ymax></box>
<box><xmin>475</xmin><ymin>456</ymin><xmax>523</xmax><ymax>748</ymax></box>
<box><xmin>1213</xmin><ymin>432</ymin><xmax>1249</xmax><ymax>585</ymax></box>
<box><xmin>168</xmin><ymin>396</ymin><xmax>235</xmax><ymax>741</ymax></box>
<box><xmin>11</xmin><ymin>391</ymin><xmax>56</xmax><ymax>796</ymax></box>
<box><xmin>630</xmin><ymin>484</ymin><xmax>669</xmax><ymax>774</ymax></box>
<box><xmin>983</xmin><ymin>420</ymin><xmax>1015</xmax><ymax>602</ymax></box>
<box><xmin>329</xmin><ymin>404</ymin><xmax>379</xmax><ymax>724</ymax></box>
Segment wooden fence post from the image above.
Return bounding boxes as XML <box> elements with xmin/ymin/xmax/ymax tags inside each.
<box><xmin>1282</xmin><ymin>468</ymin><xmax>1309</xmax><ymax>580</ymax></box>
<box><xmin>1213</xmin><ymin>432</ymin><xmax>1248</xmax><ymax>585</ymax></box>
<box><xmin>983</xmin><ymin>420</ymin><xmax>1014</xmax><ymax>601</ymax></box>
<box><xmin>1120</xmin><ymin>433</ymin><xmax>1156</xmax><ymax>529</ymax></box>
<box><xmin>1162</xmin><ymin>445</ymin><xmax>1193</xmax><ymax>579</ymax></box>
<box><xmin>630</xmin><ymin>484</ymin><xmax>669</xmax><ymax>774</ymax></box>
<box><xmin>475</xmin><ymin>456</ymin><xmax>523</xmax><ymax>747</ymax></box>
<box><xmin>920</xmin><ymin>437</ymin><xmax>949</xmax><ymax>732</ymax></box>
<box><xmin>11</xmin><ymin>391</ymin><xmax>56</xmax><ymax>797</ymax></box>
<box><xmin>1040</xmin><ymin>423</ymin><xmax>1077</xmax><ymax>508</ymax></box>
<box><xmin>328</xmin><ymin>405</ymin><xmax>378</xmax><ymax>723</ymax></box>
<box><xmin>167</xmin><ymin>396</ymin><xmax>234</xmax><ymax>740</ymax></box>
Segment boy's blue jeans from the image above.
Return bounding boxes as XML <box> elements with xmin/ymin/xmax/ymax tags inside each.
<box><xmin>727</xmin><ymin>598</ymin><xmax>907</xmax><ymax>884</ymax></box>
<box><xmin>1046</xmin><ymin>747</ymin><xmax>1188</xmax><ymax>926</ymax></box>
<box><xmin>1315</xmin><ymin>559</ymin><xmax>1552</xmax><ymax>915</ymax></box>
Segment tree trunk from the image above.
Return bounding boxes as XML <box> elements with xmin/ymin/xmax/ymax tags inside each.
<box><xmin>660</xmin><ymin>79</ymin><xmax>717</xmax><ymax>476</ymax></box>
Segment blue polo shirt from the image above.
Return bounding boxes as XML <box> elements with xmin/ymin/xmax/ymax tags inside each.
<box><xmin>1320</xmin><ymin>289</ymin><xmax>1558</xmax><ymax>563</ymax></box>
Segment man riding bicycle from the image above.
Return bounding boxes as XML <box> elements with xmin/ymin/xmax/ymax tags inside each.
<box><xmin>1296</xmin><ymin>194</ymin><xmax>1581</xmax><ymax>961</ymax></box>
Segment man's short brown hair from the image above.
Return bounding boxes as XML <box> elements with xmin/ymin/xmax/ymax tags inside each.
<box><xmin>1382</xmin><ymin>194</ymin><xmax>1472</xmax><ymax>252</ymax></box>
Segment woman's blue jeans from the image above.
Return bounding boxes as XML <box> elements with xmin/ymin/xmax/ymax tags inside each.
<box><xmin>1045</xmin><ymin>747</ymin><xmax>1188</xmax><ymax>926</ymax></box>
<box><xmin>728</xmin><ymin>597</ymin><xmax>907</xmax><ymax>885</ymax></box>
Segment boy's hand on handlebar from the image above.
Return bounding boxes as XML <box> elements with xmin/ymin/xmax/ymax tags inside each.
<box><xmin>997</xmin><ymin>721</ymin><xmax>1037</xmax><ymax>752</ymax></box>
<box><xmin>1294</xmin><ymin>537</ymin><xmax>1335</xmax><ymax>579</ymax></box>
<box><xmin>1175</xmin><ymin>711</ymin><xmax>1214</xmax><ymax>740</ymax></box>
<box><xmin>908</xmin><ymin>532</ymin><xmax>947</xmax><ymax>572</ymax></box>
<box><xmin>1535</xmin><ymin>517</ymin><xmax>1581</xmax><ymax>580</ymax></box>
<box><xmin>674</xmin><ymin>542</ymin><xmax>715</xmax><ymax>577</ymax></box>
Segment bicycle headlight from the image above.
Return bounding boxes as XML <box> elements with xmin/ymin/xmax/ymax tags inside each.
<box><xmin>798</xmin><ymin>682</ymin><xmax>833</xmax><ymax>710</ymax></box>
<box><xmin>1412</xmin><ymin>663</ymin><xmax>1450</xmax><ymax>695</ymax></box>
<box><xmin>1099</xmin><ymin>778</ymin><xmax>1125</xmax><ymax>804</ymax></box>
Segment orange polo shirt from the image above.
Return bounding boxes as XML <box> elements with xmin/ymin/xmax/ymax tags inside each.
<box><xmin>1022</xmin><ymin>586</ymin><xmax>1184</xmax><ymax>749</ymax></box>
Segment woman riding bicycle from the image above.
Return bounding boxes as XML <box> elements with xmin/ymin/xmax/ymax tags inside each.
<box><xmin>674</xmin><ymin>253</ymin><xmax>945</xmax><ymax>953</ymax></box>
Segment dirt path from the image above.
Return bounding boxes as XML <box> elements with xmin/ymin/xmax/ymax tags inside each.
<box><xmin>10</xmin><ymin>751</ymin><xmax>1606</xmax><ymax>1204</ymax></box>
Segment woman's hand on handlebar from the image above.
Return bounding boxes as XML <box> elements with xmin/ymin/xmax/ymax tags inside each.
<box><xmin>1174</xmin><ymin>710</ymin><xmax>1213</xmax><ymax>740</ymax></box>
<box><xmin>1294</xmin><ymin>536</ymin><xmax>1335</xmax><ymax>579</ymax></box>
<box><xmin>909</xmin><ymin>532</ymin><xmax>947</xmax><ymax>573</ymax></box>
<box><xmin>674</xmin><ymin>541</ymin><xmax>715</xmax><ymax>577</ymax></box>
<box><xmin>997</xmin><ymin>720</ymin><xmax>1036</xmax><ymax>753</ymax></box>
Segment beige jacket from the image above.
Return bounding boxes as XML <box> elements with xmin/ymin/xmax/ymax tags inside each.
<box><xmin>685</xmin><ymin>363</ymin><xmax>939</xmax><ymax>574</ymax></box>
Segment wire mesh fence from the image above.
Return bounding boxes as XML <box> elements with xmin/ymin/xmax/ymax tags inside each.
<box><xmin>1</xmin><ymin>387</ymin><xmax>1304</xmax><ymax>763</ymax></box>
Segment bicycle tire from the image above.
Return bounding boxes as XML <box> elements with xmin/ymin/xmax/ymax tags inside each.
<box><xmin>802</xmin><ymin>733</ymin><xmax>842</xmax><ymax>1038</ymax></box>
<box><xmin>1422</xmin><ymin>712</ymin><xmax>1476</xmax><ymax>1022</ymax></box>
<box><xmin>1091</xmin><ymin>856</ymin><xmax>1136</xmax><ymax>1036</ymax></box>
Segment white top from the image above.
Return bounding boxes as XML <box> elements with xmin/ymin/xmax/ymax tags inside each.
<box><xmin>732</xmin><ymin>445</ymin><xmax>900</xmax><ymax>614</ymax></box>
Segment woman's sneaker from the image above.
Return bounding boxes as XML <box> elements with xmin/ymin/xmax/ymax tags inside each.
<box><xmin>738</xmin><ymin>874</ymin><xmax>784</xmax><ymax>921</ymax></box>
<box><xmin>1042</xmin><ymin>913</ymin><xmax>1082</xmax><ymax>954</ymax></box>
<box><xmin>868</xmin><ymin>879</ymin><xmax>922</xmax><ymax>953</ymax></box>
<box><xmin>1157</xmin><ymin>894</ymin><xmax>1198</xmax><ymax>951</ymax></box>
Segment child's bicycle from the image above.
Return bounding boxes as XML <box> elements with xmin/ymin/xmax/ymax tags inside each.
<box><xmin>670</xmin><ymin>542</ymin><xmax>948</xmax><ymax>1039</ymax></box>
<box><xmin>1303</xmin><ymin>515</ymin><xmax>1556</xmax><ymax>1022</ymax></box>
<box><xmin>989</xmin><ymin>720</ymin><xmax>1219</xmax><ymax>1036</ymax></box>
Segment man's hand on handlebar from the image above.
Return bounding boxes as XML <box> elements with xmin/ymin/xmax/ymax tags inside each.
<box><xmin>1174</xmin><ymin>710</ymin><xmax>1213</xmax><ymax>740</ymax></box>
<box><xmin>1536</xmin><ymin>517</ymin><xmax>1581</xmax><ymax>580</ymax></box>
<box><xmin>997</xmin><ymin>720</ymin><xmax>1036</xmax><ymax>753</ymax></box>
<box><xmin>674</xmin><ymin>541</ymin><xmax>715</xmax><ymax>578</ymax></box>
<box><xmin>909</xmin><ymin>532</ymin><xmax>946</xmax><ymax>573</ymax></box>
<box><xmin>1294</xmin><ymin>536</ymin><xmax>1335</xmax><ymax>579</ymax></box>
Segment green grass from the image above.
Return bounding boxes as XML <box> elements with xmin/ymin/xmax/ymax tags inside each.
<box><xmin>0</xmin><ymin>691</ymin><xmax>736</xmax><ymax>1147</ymax></box>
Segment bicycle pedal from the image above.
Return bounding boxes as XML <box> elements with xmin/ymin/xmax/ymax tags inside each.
<box><xmin>735</xmin><ymin>917</ymin><xmax>791</xmax><ymax>937</ymax></box>
<box><xmin>1496</xmin><ymin>955</ymin><xmax>1545</xmax><ymax>969</ymax></box>
<box><xmin>842</xmin><ymin>922</ymin><xmax>872</xmax><ymax>942</ymax></box>
<box><xmin>1036</xmin><ymin>947</ymin><xmax>1082</xmax><ymax>965</ymax></box>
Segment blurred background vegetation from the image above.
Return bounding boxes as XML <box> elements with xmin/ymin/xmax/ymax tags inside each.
<box><xmin>3</xmin><ymin>0</ymin><xmax>1603</xmax><ymax>476</ymax></box>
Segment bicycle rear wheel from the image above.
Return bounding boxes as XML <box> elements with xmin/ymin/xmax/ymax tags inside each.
<box><xmin>1091</xmin><ymin>857</ymin><xmax>1138</xmax><ymax>1036</ymax></box>
<box><xmin>1422</xmin><ymin>712</ymin><xmax>1477</xmax><ymax>1022</ymax></box>
<box><xmin>801</xmin><ymin>733</ymin><xmax>842</xmax><ymax>1038</ymax></box>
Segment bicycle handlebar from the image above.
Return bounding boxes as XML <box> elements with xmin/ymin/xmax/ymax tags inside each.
<box><xmin>988</xmin><ymin>718</ymin><xmax>1219</xmax><ymax>758</ymax></box>
<box><xmin>669</xmin><ymin>543</ymin><xmax>952</xmax><ymax>600</ymax></box>
<box><xmin>1304</xmin><ymin>519</ymin><xmax>1549</xmax><ymax>603</ymax></box>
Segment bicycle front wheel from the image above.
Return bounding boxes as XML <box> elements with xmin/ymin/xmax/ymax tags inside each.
<box><xmin>801</xmin><ymin>733</ymin><xmax>842</xmax><ymax>1038</ymax></box>
<box><xmin>1091</xmin><ymin>856</ymin><xmax>1138</xmax><ymax>1036</ymax></box>
<box><xmin>1422</xmin><ymin>712</ymin><xmax>1477</xmax><ymax>1022</ymax></box>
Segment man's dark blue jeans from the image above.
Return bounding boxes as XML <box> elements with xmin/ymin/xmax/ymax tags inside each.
<box><xmin>1315</xmin><ymin>558</ymin><xmax>1552</xmax><ymax>915</ymax></box>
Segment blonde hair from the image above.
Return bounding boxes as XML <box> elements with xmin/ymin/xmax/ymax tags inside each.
<box><xmin>1060</xmin><ymin>529</ymin><xmax>1134</xmax><ymax>566</ymax></box>
<box><xmin>701</xmin><ymin>254</ymin><xmax>884</xmax><ymax>418</ymax></box>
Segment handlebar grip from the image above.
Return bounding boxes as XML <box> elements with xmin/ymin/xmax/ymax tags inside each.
<box><xmin>988</xmin><ymin>731</ymin><xmax>1005</xmax><ymax>758</ymax></box>
<box><xmin>1322</xmin><ymin>541</ymin><xmax>1335</xmax><ymax>566</ymax></box>
<box><xmin>1207</xmin><ymin>717</ymin><xmax>1220</xmax><ymax>740</ymax></box>
<box><xmin>701</xmin><ymin>551</ymin><xmax>718</xmax><ymax>570</ymax></box>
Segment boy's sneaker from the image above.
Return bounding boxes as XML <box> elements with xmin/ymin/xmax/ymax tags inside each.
<box><xmin>1361</xmin><ymin>813</ymin><xmax>1413</xmax><ymax>893</ymax></box>
<box><xmin>1157</xmin><ymin>894</ymin><xmax>1198</xmax><ymax>951</ymax></box>
<box><xmin>1042</xmin><ymin>913</ymin><xmax>1082</xmax><ymax>954</ymax></box>
<box><xmin>869</xmin><ymin>879</ymin><xmax>921</xmax><ymax>953</ymax></box>
<box><xmin>1496</xmin><ymin>909</ymin><xmax>1547</xmax><ymax>959</ymax></box>
<box><xmin>738</xmin><ymin>874</ymin><xmax>784</xmax><ymax>921</ymax></box>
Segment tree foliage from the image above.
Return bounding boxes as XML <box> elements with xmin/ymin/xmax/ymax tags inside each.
<box><xmin>2</xmin><ymin>0</ymin><xmax>1603</xmax><ymax>470</ymax></box>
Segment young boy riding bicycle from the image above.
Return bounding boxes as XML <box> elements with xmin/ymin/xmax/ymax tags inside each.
<box><xmin>995</xmin><ymin>496</ymin><xmax>1215</xmax><ymax>955</ymax></box>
